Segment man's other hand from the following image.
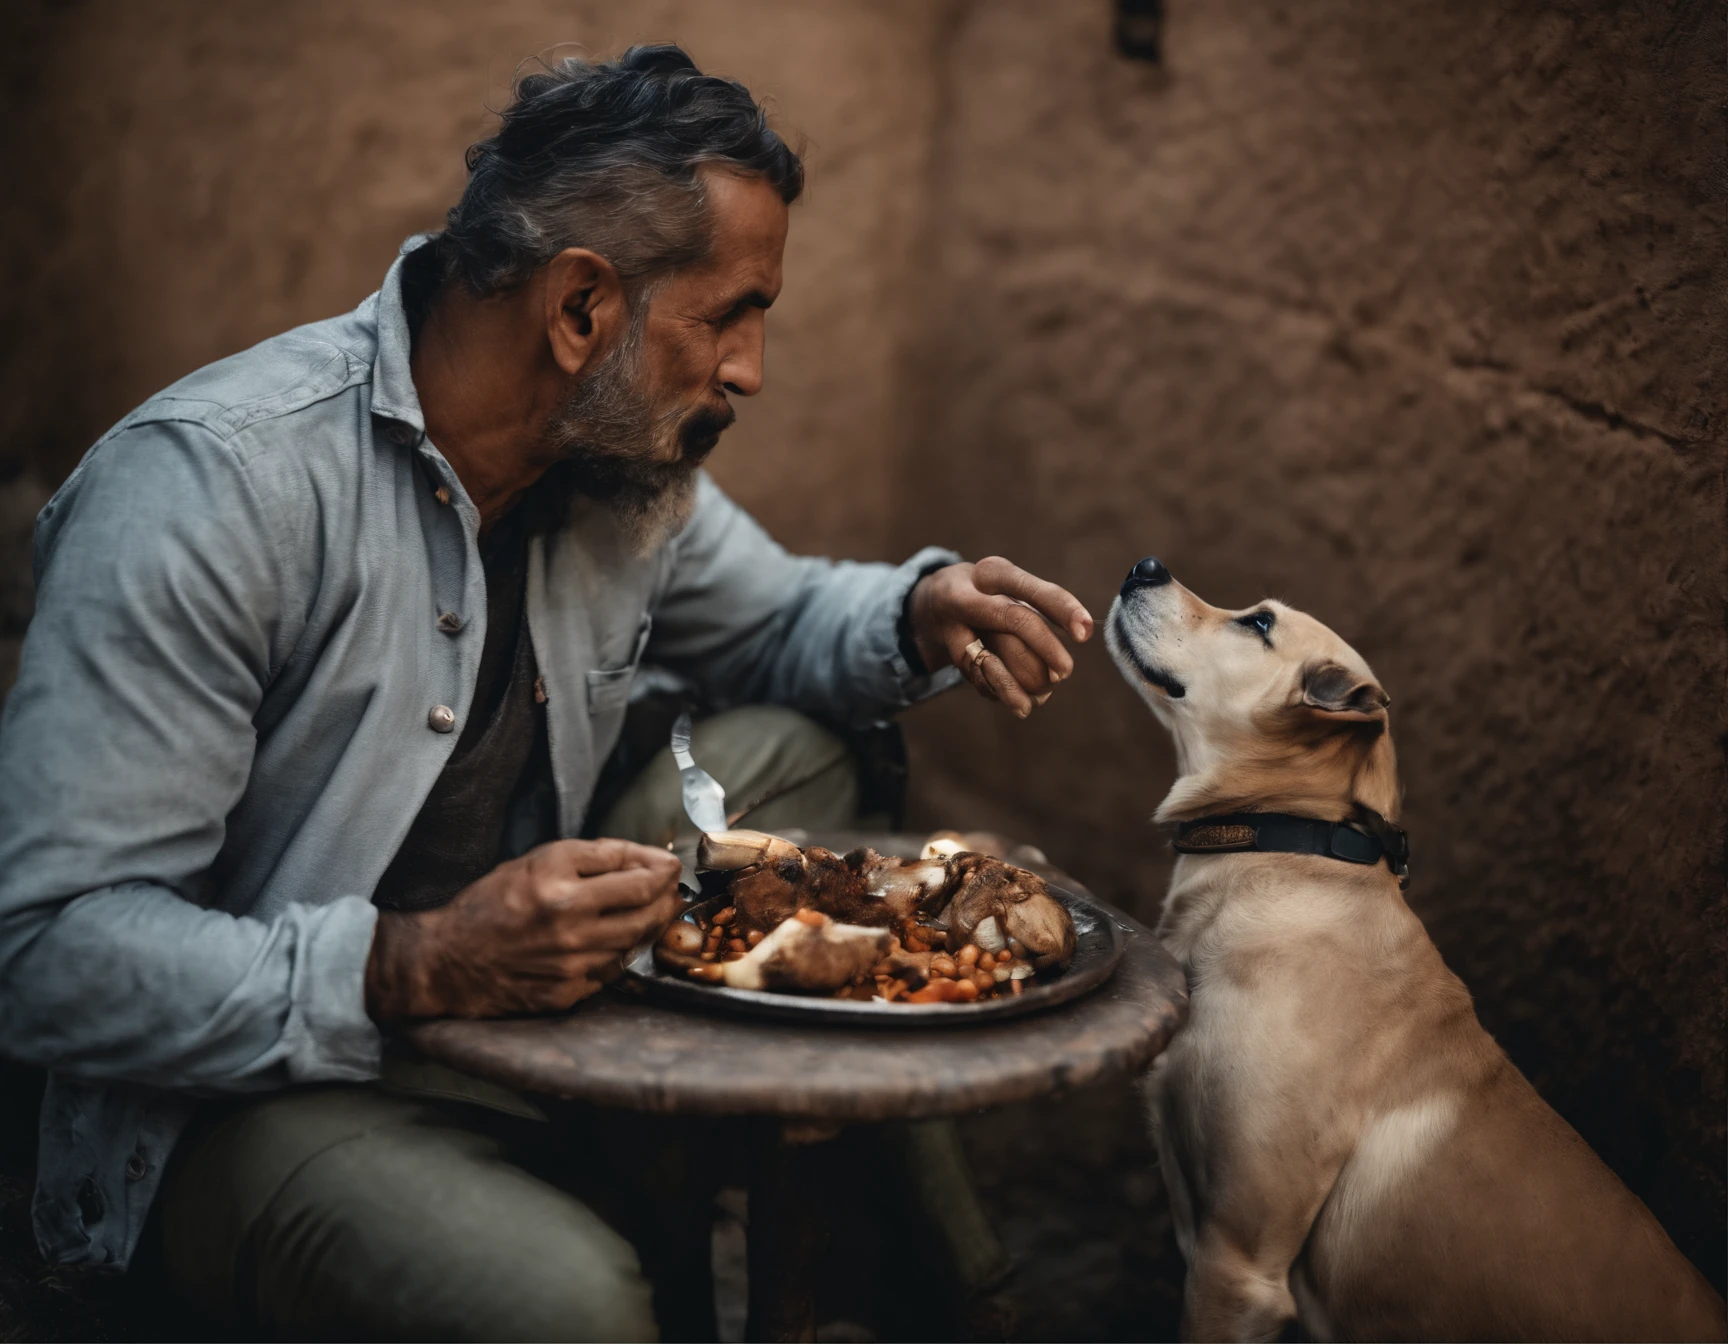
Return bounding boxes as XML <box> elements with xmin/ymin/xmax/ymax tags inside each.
<box><xmin>907</xmin><ymin>557</ymin><xmax>1094</xmax><ymax>718</ymax></box>
<box><xmin>365</xmin><ymin>839</ymin><xmax>683</xmax><ymax>1022</ymax></box>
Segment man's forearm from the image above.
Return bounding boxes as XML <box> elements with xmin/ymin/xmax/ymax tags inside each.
<box><xmin>645</xmin><ymin>475</ymin><xmax>962</xmax><ymax>723</ymax></box>
<box><xmin>0</xmin><ymin>880</ymin><xmax>382</xmax><ymax>1092</ymax></box>
<box><xmin>734</xmin><ymin>546</ymin><xmax>967</xmax><ymax>719</ymax></box>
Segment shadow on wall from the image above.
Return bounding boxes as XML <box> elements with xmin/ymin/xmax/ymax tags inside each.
<box><xmin>0</xmin><ymin>0</ymin><xmax>1721</xmax><ymax>1304</ymax></box>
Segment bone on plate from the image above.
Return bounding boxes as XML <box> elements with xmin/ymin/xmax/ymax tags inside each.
<box><xmin>653</xmin><ymin>830</ymin><xmax>1079</xmax><ymax>1004</ymax></box>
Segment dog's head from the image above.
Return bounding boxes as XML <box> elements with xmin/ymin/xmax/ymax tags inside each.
<box><xmin>1104</xmin><ymin>557</ymin><xmax>1400</xmax><ymax>824</ymax></box>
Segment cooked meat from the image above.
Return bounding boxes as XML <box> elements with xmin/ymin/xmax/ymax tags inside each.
<box><xmin>696</xmin><ymin>829</ymin><xmax>1076</xmax><ymax>974</ymax></box>
<box><xmin>942</xmin><ymin>853</ymin><xmax>1077</xmax><ymax>969</ymax></box>
<box><xmin>683</xmin><ymin>909</ymin><xmax>890</xmax><ymax>992</ymax></box>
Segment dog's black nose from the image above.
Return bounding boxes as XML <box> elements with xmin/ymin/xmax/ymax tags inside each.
<box><xmin>1121</xmin><ymin>556</ymin><xmax>1172</xmax><ymax>595</ymax></box>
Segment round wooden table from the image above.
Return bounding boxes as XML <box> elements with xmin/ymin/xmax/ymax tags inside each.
<box><xmin>410</xmin><ymin>835</ymin><xmax>1187</xmax><ymax>1342</ymax></box>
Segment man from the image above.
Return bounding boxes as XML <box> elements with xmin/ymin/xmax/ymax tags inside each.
<box><xmin>0</xmin><ymin>45</ymin><xmax>1091</xmax><ymax>1338</ymax></box>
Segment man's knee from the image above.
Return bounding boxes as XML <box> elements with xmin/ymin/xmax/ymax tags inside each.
<box><xmin>599</xmin><ymin>705</ymin><xmax>859</xmax><ymax>844</ymax></box>
<box><xmin>696</xmin><ymin>706</ymin><xmax>857</xmax><ymax>826</ymax></box>
<box><xmin>161</xmin><ymin>1089</ymin><xmax>657</xmax><ymax>1341</ymax></box>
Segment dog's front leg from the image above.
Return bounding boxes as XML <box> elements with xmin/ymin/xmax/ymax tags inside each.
<box><xmin>1172</xmin><ymin>1134</ymin><xmax>1345</xmax><ymax>1342</ymax></box>
<box><xmin>1180</xmin><ymin>1226</ymin><xmax>1301</xmax><ymax>1342</ymax></box>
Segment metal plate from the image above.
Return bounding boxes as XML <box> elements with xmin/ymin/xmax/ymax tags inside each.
<box><xmin>624</xmin><ymin>882</ymin><xmax>1125</xmax><ymax>1028</ymax></box>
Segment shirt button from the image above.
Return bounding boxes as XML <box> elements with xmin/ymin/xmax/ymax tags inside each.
<box><xmin>124</xmin><ymin>1152</ymin><xmax>148</xmax><ymax>1182</ymax></box>
<box><xmin>387</xmin><ymin>423</ymin><xmax>414</xmax><ymax>446</ymax></box>
<box><xmin>436</xmin><ymin>611</ymin><xmax>465</xmax><ymax>635</ymax></box>
<box><xmin>433</xmin><ymin>485</ymin><xmax>452</xmax><ymax>506</ymax></box>
<box><xmin>428</xmin><ymin>704</ymin><xmax>456</xmax><ymax>734</ymax></box>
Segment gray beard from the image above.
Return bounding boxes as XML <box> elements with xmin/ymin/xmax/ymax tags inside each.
<box><xmin>545</xmin><ymin>331</ymin><xmax>715</xmax><ymax>554</ymax></box>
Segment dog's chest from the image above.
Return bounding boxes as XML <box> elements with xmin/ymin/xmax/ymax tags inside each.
<box><xmin>1148</xmin><ymin>863</ymin><xmax>1355</xmax><ymax>1249</ymax></box>
<box><xmin>1154</xmin><ymin>858</ymin><xmax>1241</xmax><ymax>970</ymax></box>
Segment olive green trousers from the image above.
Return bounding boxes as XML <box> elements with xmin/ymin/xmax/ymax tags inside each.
<box><xmin>155</xmin><ymin>707</ymin><xmax>1004</xmax><ymax>1341</ymax></box>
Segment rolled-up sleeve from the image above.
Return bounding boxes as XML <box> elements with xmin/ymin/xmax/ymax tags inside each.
<box><xmin>646</xmin><ymin>473</ymin><xmax>963</xmax><ymax>725</ymax></box>
<box><xmin>0</xmin><ymin>420</ymin><xmax>381</xmax><ymax>1091</ymax></box>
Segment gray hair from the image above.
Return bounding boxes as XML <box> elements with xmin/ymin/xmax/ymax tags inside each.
<box><xmin>434</xmin><ymin>44</ymin><xmax>804</xmax><ymax>299</ymax></box>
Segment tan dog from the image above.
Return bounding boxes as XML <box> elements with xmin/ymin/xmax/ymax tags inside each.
<box><xmin>1105</xmin><ymin>556</ymin><xmax>1725</xmax><ymax>1342</ymax></box>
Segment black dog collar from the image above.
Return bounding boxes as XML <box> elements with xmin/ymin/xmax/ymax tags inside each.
<box><xmin>1173</xmin><ymin>810</ymin><xmax>1410</xmax><ymax>888</ymax></box>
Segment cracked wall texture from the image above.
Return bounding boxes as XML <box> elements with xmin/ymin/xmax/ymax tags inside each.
<box><xmin>0</xmin><ymin>0</ymin><xmax>1722</xmax><ymax>1300</ymax></box>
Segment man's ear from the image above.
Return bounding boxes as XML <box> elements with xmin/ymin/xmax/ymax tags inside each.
<box><xmin>1301</xmin><ymin>662</ymin><xmax>1390</xmax><ymax>722</ymax></box>
<box><xmin>543</xmin><ymin>248</ymin><xmax>627</xmax><ymax>377</ymax></box>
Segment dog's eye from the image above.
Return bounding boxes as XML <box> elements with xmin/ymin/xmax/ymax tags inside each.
<box><xmin>1235</xmin><ymin>610</ymin><xmax>1276</xmax><ymax>641</ymax></box>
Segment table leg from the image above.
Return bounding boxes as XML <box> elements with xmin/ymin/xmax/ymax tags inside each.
<box><xmin>744</xmin><ymin>1120</ymin><xmax>839</xmax><ymax>1343</ymax></box>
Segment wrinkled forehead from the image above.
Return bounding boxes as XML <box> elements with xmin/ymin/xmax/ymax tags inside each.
<box><xmin>691</xmin><ymin>167</ymin><xmax>788</xmax><ymax>287</ymax></box>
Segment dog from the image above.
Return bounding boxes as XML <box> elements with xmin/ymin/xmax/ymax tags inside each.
<box><xmin>1105</xmin><ymin>555</ymin><xmax>1725</xmax><ymax>1342</ymax></box>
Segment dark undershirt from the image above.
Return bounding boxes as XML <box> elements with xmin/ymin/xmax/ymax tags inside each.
<box><xmin>371</xmin><ymin>497</ymin><xmax>552</xmax><ymax>912</ymax></box>
<box><xmin>372</xmin><ymin>243</ymin><xmax>562</xmax><ymax>911</ymax></box>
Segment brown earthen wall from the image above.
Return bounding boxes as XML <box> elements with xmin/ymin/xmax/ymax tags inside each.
<box><xmin>0</xmin><ymin>0</ymin><xmax>945</xmax><ymax>548</ymax></box>
<box><xmin>893</xmin><ymin>0</ymin><xmax>1726</xmax><ymax>1287</ymax></box>
<box><xmin>1</xmin><ymin>0</ymin><xmax>1722</xmax><ymax>1296</ymax></box>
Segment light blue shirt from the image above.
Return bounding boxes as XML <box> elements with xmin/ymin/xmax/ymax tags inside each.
<box><xmin>0</xmin><ymin>240</ymin><xmax>960</xmax><ymax>1268</ymax></box>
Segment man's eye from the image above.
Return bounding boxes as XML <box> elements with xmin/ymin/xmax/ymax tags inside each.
<box><xmin>1235</xmin><ymin>610</ymin><xmax>1276</xmax><ymax>639</ymax></box>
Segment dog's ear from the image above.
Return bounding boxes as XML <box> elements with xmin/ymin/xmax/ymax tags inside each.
<box><xmin>1301</xmin><ymin>662</ymin><xmax>1390</xmax><ymax>722</ymax></box>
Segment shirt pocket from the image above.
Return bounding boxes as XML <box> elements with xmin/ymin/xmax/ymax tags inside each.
<box><xmin>585</xmin><ymin>615</ymin><xmax>652</xmax><ymax>716</ymax></box>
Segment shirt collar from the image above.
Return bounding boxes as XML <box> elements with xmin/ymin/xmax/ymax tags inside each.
<box><xmin>369</xmin><ymin>233</ymin><xmax>436</xmax><ymax>435</ymax></box>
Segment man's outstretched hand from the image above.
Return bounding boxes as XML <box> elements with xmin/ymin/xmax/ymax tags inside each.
<box><xmin>907</xmin><ymin>556</ymin><xmax>1094</xmax><ymax>717</ymax></box>
<box><xmin>366</xmin><ymin>838</ymin><xmax>683</xmax><ymax>1022</ymax></box>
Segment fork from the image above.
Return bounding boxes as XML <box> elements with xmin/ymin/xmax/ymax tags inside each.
<box><xmin>670</xmin><ymin>711</ymin><xmax>729</xmax><ymax>835</ymax></box>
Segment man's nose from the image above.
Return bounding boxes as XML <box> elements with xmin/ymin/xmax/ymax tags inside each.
<box><xmin>719</xmin><ymin>314</ymin><xmax>766</xmax><ymax>397</ymax></box>
<box><xmin>720</xmin><ymin>359</ymin><xmax>762</xmax><ymax>398</ymax></box>
<box><xmin>1121</xmin><ymin>556</ymin><xmax>1172</xmax><ymax>595</ymax></box>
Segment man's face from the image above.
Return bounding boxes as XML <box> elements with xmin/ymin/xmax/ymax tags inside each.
<box><xmin>639</xmin><ymin>166</ymin><xmax>789</xmax><ymax>461</ymax></box>
<box><xmin>551</xmin><ymin>168</ymin><xmax>788</xmax><ymax>548</ymax></box>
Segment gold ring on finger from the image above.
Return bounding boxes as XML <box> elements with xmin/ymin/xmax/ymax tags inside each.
<box><xmin>963</xmin><ymin>637</ymin><xmax>988</xmax><ymax>671</ymax></box>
